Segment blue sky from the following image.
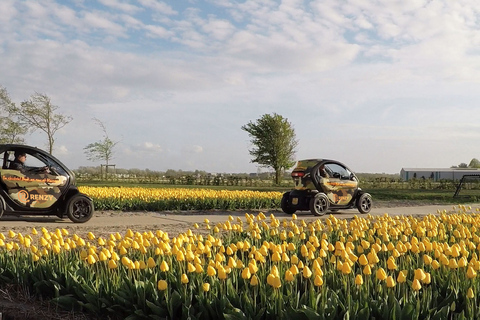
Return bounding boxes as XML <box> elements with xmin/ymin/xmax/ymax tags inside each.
<box><xmin>1</xmin><ymin>0</ymin><xmax>480</xmax><ymax>174</ymax></box>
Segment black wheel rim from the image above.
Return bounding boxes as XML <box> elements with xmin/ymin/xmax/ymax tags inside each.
<box><xmin>72</xmin><ymin>199</ymin><xmax>92</xmax><ymax>220</ymax></box>
<box><xmin>314</xmin><ymin>197</ymin><xmax>328</xmax><ymax>213</ymax></box>
<box><xmin>361</xmin><ymin>197</ymin><xmax>372</xmax><ymax>211</ymax></box>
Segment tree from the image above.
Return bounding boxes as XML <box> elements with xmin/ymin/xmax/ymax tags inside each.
<box><xmin>242</xmin><ymin>113</ymin><xmax>298</xmax><ymax>185</ymax></box>
<box><xmin>469</xmin><ymin>158</ymin><xmax>480</xmax><ymax>168</ymax></box>
<box><xmin>84</xmin><ymin>118</ymin><xmax>119</xmax><ymax>177</ymax></box>
<box><xmin>0</xmin><ymin>86</ymin><xmax>27</xmax><ymax>144</ymax></box>
<box><xmin>7</xmin><ymin>92</ymin><xmax>72</xmax><ymax>154</ymax></box>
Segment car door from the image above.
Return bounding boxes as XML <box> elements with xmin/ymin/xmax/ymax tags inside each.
<box><xmin>322</xmin><ymin>163</ymin><xmax>358</xmax><ymax>205</ymax></box>
<box><xmin>0</xmin><ymin>150</ymin><xmax>68</xmax><ymax>209</ymax></box>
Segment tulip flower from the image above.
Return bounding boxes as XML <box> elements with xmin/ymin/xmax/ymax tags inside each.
<box><xmin>355</xmin><ymin>274</ymin><xmax>363</xmax><ymax>286</ymax></box>
<box><xmin>467</xmin><ymin>287</ymin><xmax>474</xmax><ymax>299</ymax></box>
<box><xmin>160</xmin><ymin>261</ymin><xmax>169</xmax><ymax>272</ymax></box>
<box><xmin>412</xmin><ymin>279</ymin><xmax>422</xmax><ymax>291</ymax></box>
<box><xmin>302</xmin><ymin>266</ymin><xmax>312</xmax><ymax>278</ymax></box>
<box><xmin>250</xmin><ymin>275</ymin><xmax>259</xmax><ymax>286</ymax></box>
<box><xmin>376</xmin><ymin>267</ymin><xmax>387</xmax><ymax>281</ymax></box>
<box><xmin>314</xmin><ymin>275</ymin><xmax>324</xmax><ymax>286</ymax></box>
<box><xmin>157</xmin><ymin>280</ymin><xmax>168</xmax><ymax>291</ymax></box>
<box><xmin>386</xmin><ymin>276</ymin><xmax>396</xmax><ymax>288</ymax></box>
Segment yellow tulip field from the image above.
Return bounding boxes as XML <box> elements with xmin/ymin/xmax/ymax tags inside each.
<box><xmin>79</xmin><ymin>186</ymin><xmax>282</xmax><ymax>211</ymax></box>
<box><xmin>1</xmin><ymin>206</ymin><xmax>480</xmax><ymax>319</ymax></box>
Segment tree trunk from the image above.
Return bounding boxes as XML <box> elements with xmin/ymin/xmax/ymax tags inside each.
<box><xmin>274</xmin><ymin>169</ymin><xmax>282</xmax><ymax>185</ymax></box>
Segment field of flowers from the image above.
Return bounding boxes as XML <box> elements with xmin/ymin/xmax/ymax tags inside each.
<box><xmin>79</xmin><ymin>186</ymin><xmax>283</xmax><ymax>211</ymax></box>
<box><xmin>1</xmin><ymin>206</ymin><xmax>480</xmax><ymax>319</ymax></box>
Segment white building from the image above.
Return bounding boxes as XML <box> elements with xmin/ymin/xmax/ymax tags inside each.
<box><xmin>400</xmin><ymin>168</ymin><xmax>480</xmax><ymax>181</ymax></box>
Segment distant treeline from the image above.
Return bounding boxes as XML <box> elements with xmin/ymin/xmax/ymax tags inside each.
<box><xmin>74</xmin><ymin>166</ymin><xmax>403</xmax><ymax>187</ymax></box>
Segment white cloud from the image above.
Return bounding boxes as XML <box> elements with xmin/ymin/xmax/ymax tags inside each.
<box><xmin>137</xmin><ymin>0</ymin><xmax>177</xmax><ymax>15</ymax></box>
<box><xmin>2</xmin><ymin>0</ymin><xmax>480</xmax><ymax>173</ymax></box>
<box><xmin>98</xmin><ymin>0</ymin><xmax>141</xmax><ymax>14</ymax></box>
<box><xmin>182</xmin><ymin>145</ymin><xmax>203</xmax><ymax>154</ymax></box>
<box><xmin>55</xmin><ymin>145</ymin><xmax>69</xmax><ymax>156</ymax></box>
<box><xmin>142</xmin><ymin>142</ymin><xmax>162</xmax><ymax>152</ymax></box>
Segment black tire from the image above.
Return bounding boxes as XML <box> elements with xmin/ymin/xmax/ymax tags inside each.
<box><xmin>66</xmin><ymin>194</ymin><xmax>94</xmax><ymax>223</ymax></box>
<box><xmin>0</xmin><ymin>198</ymin><xmax>4</xmax><ymax>220</ymax></box>
<box><xmin>357</xmin><ymin>192</ymin><xmax>372</xmax><ymax>214</ymax></box>
<box><xmin>281</xmin><ymin>192</ymin><xmax>297</xmax><ymax>214</ymax></box>
<box><xmin>309</xmin><ymin>193</ymin><xmax>329</xmax><ymax>216</ymax></box>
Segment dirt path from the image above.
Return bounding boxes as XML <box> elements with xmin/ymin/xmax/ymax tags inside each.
<box><xmin>1</xmin><ymin>202</ymin><xmax>478</xmax><ymax>237</ymax></box>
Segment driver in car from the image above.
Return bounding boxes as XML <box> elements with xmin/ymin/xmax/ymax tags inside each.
<box><xmin>9</xmin><ymin>151</ymin><xmax>50</xmax><ymax>174</ymax></box>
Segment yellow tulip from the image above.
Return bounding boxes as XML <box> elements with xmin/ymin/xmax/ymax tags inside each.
<box><xmin>467</xmin><ymin>266</ymin><xmax>477</xmax><ymax>279</ymax></box>
<box><xmin>355</xmin><ymin>274</ymin><xmax>363</xmax><ymax>286</ymax></box>
<box><xmin>397</xmin><ymin>270</ymin><xmax>407</xmax><ymax>283</ymax></box>
<box><xmin>412</xmin><ymin>279</ymin><xmax>422</xmax><ymax>291</ymax></box>
<box><xmin>285</xmin><ymin>270</ymin><xmax>295</xmax><ymax>282</ymax></box>
<box><xmin>218</xmin><ymin>266</ymin><xmax>227</xmax><ymax>280</ymax></box>
<box><xmin>376</xmin><ymin>267</ymin><xmax>387</xmax><ymax>281</ymax></box>
<box><xmin>157</xmin><ymin>280</ymin><xmax>168</xmax><ymax>291</ymax></box>
<box><xmin>250</xmin><ymin>275</ymin><xmax>259</xmax><ymax>286</ymax></box>
<box><xmin>386</xmin><ymin>276</ymin><xmax>396</xmax><ymax>288</ymax></box>
<box><xmin>414</xmin><ymin>269</ymin><xmax>426</xmax><ymax>281</ymax></box>
<box><xmin>358</xmin><ymin>254</ymin><xmax>368</xmax><ymax>266</ymax></box>
<box><xmin>467</xmin><ymin>287</ymin><xmax>474</xmax><ymax>299</ymax></box>
<box><xmin>242</xmin><ymin>268</ymin><xmax>251</xmax><ymax>279</ymax></box>
<box><xmin>207</xmin><ymin>266</ymin><xmax>217</xmax><ymax>277</ymax></box>
<box><xmin>363</xmin><ymin>265</ymin><xmax>372</xmax><ymax>275</ymax></box>
<box><xmin>341</xmin><ymin>261</ymin><xmax>352</xmax><ymax>274</ymax></box>
<box><xmin>387</xmin><ymin>257</ymin><xmax>397</xmax><ymax>270</ymax></box>
<box><xmin>87</xmin><ymin>254</ymin><xmax>96</xmax><ymax>265</ymax></box>
<box><xmin>181</xmin><ymin>273</ymin><xmax>189</xmax><ymax>284</ymax></box>
<box><xmin>108</xmin><ymin>259</ymin><xmax>118</xmax><ymax>269</ymax></box>
<box><xmin>147</xmin><ymin>257</ymin><xmax>156</xmax><ymax>268</ymax></box>
<box><xmin>203</xmin><ymin>283</ymin><xmax>210</xmax><ymax>292</ymax></box>
<box><xmin>314</xmin><ymin>275</ymin><xmax>323</xmax><ymax>286</ymax></box>
<box><xmin>302</xmin><ymin>266</ymin><xmax>312</xmax><ymax>278</ymax></box>
<box><xmin>160</xmin><ymin>261</ymin><xmax>169</xmax><ymax>272</ymax></box>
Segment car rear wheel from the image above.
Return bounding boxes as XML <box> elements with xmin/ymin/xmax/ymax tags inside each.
<box><xmin>281</xmin><ymin>192</ymin><xmax>297</xmax><ymax>214</ymax></box>
<box><xmin>357</xmin><ymin>193</ymin><xmax>372</xmax><ymax>214</ymax></box>
<box><xmin>309</xmin><ymin>193</ymin><xmax>329</xmax><ymax>216</ymax></box>
<box><xmin>66</xmin><ymin>194</ymin><xmax>94</xmax><ymax>223</ymax></box>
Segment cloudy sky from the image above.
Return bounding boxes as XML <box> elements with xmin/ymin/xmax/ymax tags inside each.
<box><xmin>1</xmin><ymin>0</ymin><xmax>480</xmax><ymax>174</ymax></box>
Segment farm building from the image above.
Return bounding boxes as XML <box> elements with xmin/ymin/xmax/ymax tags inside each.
<box><xmin>400</xmin><ymin>168</ymin><xmax>480</xmax><ymax>181</ymax></box>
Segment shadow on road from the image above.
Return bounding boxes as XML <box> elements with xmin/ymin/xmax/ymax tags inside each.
<box><xmin>0</xmin><ymin>214</ymin><xmax>64</xmax><ymax>223</ymax></box>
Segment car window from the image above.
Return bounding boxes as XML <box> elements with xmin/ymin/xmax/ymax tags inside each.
<box><xmin>325</xmin><ymin>163</ymin><xmax>352</xmax><ymax>180</ymax></box>
<box><xmin>25</xmin><ymin>152</ymin><xmax>47</xmax><ymax>168</ymax></box>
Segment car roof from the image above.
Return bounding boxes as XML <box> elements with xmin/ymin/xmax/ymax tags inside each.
<box><xmin>295</xmin><ymin>158</ymin><xmax>354</xmax><ymax>172</ymax></box>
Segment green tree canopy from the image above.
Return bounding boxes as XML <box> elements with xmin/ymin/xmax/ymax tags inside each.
<box><xmin>242</xmin><ymin>113</ymin><xmax>298</xmax><ymax>185</ymax></box>
<box><xmin>469</xmin><ymin>158</ymin><xmax>480</xmax><ymax>168</ymax></box>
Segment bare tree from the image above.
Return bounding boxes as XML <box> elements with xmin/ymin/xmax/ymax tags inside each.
<box><xmin>84</xmin><ymin>118</ymin><xmax>119</xmax><ymax>177</ymax></box>
<box><xmin>7</xmin><ymin>92</ymin><xmax>72</xmax><ymax>153</ymax></box>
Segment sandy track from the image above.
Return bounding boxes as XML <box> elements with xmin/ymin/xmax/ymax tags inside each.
<box><xmin>1</xmin><ymin>202</ymin><xmax>478</xmax><ymax>238</ymax></box>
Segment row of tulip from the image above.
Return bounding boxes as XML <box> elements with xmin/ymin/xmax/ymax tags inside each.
<box><xmin>78</xmin><ymin>186</ymin><xmax>282</xmax><ymax>211</ymax></box>
<box><xmin>1</xmin><ymin>206</ymin><xmax>480</xmax><ymax>319</ymax></box>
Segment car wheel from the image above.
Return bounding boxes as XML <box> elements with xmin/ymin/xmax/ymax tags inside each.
<box><xmin>357</xmin><ymin>193</ymin><xmax>372</xmax><ymax>214</ymax></box>
<box><xmin>309</xmin><ymin>193</ymin><xmax>329</xmax><ymax>216</ymax></box>
<box><xmin>281</xmin><ymin>192</ymin><xmax>297</xmax><ymax>214</ymax></box>
<box><xmin>66</xmin><ymin>194</ymin><xmax>94</xmax><ymax>223</ymax></box>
